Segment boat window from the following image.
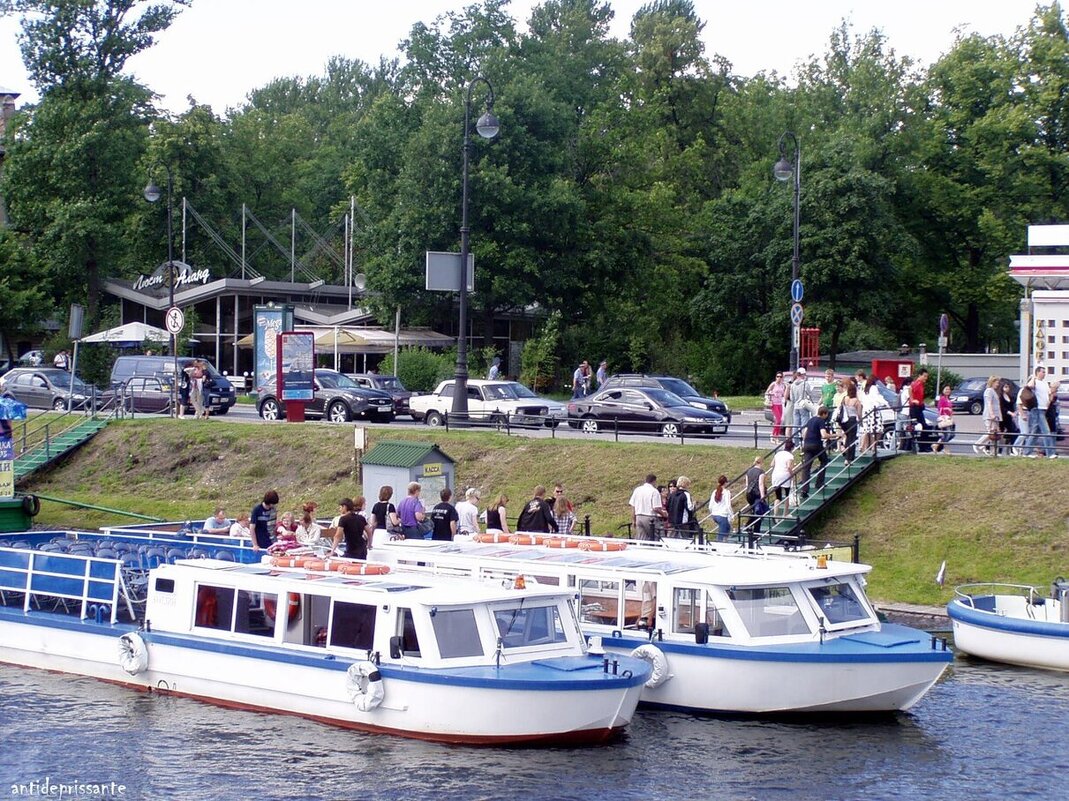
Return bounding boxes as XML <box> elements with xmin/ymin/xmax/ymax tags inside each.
<box><xmin>397</xmin><ymin>607</ymin><xmax>421</xmax><ymax>657</ymax></box>
<box><xmin>673</xmin><ymin>587</ymin><xmax>700</xmax><ymax>634</ymax></box>
<box><xmin>329</xmin><ymin>601</ymin><xmax>377</xmax><ymax>651</ymax></box>
<box><xmin>495</xmin><ymin>605</ymin><xmax>568</xmax><ymax>648</ymax></box>
<box><xmin>431</xmin><ymin>608</ymin><xmax>483</xmax><ymax>658</ymax></box>
<box><xmin>728</xmin><ymin>587</ymin><xmax>810</xmax><ymax>637</ymax></box>
<box><xmin>705</xmin><ymin>596</ymin><xmax>732</xmax><ymax>638</ymax></box>
<box><xmin>239</xmin><ymin>591</ymin><xmax>276</xmax><ymax>637</ymax></box>
<box><xmin>576</xmin><ymin>578</ymin><xmax>625</xmax><ymax>627</ymax></box>
<box><xmin>154</xmin><ymin>577</ymin><xmax>175</xmax><ymax>594</ymax></box>
<box><xmin>283</xmin><ymin>593</ymin><xmax>330</xmax><ymax>647</ymax></box>
<box><xmin>808</xmin><ymin>582</ymin><xmax>869</xmax><ymax>625</ymax></box>
<box><xmin>195</xmin><ymin>585</ymin><xmax>234</xmax><ymax>631</ymax></box>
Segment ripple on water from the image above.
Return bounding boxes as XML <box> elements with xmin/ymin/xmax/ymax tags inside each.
<box><xmin>1</xmin><ymin>659</ymin><xmax>1068</xmax><ymax>800</ymax></box>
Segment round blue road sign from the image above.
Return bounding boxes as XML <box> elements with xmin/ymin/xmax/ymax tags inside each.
<box><xmin>791</xmin><ymin>279</ymin><xmax>804</xmax><ymax>303</ymax></box>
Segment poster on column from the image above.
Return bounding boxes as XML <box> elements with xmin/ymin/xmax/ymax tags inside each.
<box><xmin>253</xmin><ymin>305</ymin><xmax>294</xmax><ymax>394</ymax></box>
<box><xmin>279</xmin><ymin>332</ymin><xmax>315</xmax><ymax>401</ymax></box>
<box><xmin>0</xmin><ymin>439</ymin><xmax>13</xmax><ymax>499</ymax></box>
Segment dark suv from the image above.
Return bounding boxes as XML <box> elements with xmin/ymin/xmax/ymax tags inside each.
<box><xmin>346</xmin><ymin>373</ymin><xmax>415</xmax><ymax>417</ymax></box>
<box><xmin>110</xmin><ymin>356</ymin><xmax>237</xmax><ymax>414</ymax></box>
<box><xmin>598</xmin><ymin>374</ymin><xmax>732</xmax><ymax>423</ymax></box>
<box><xmin>257</xmin><ymin>369</ymin><xmax>394</xmax><ymax>423</ymax></box>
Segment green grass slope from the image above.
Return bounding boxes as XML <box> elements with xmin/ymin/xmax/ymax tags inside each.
<box><xmin>23</xmin><ymin>419</ymin><xmax>1069</xmax><ymax>606</ymax></box>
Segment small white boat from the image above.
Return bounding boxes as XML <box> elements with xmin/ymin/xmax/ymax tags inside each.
<box><xmin>0</xmin><ymin>543</ymin><xmax>649</xmax><ymax>745</ymax></box>
<box><xmin>367</xmin><ymin>532</ymin><xmax>952</xmax><ymax>714</ymax></box>
<box><xmin>947</xmin><ymin>580</ymin><xmax>1069</xmax><ymax>672</ymax></box>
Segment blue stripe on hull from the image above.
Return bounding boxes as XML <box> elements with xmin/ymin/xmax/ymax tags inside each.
<box><xmin>947</xmin><ymin>598</ymin><xmax>1069</xmax><ymax>639</ymax></box>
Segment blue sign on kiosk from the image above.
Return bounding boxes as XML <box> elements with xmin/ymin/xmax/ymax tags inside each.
<box><xmin>791</xmin><ymin>279</ymin><xmax>804</xmax><ymax>303</ymax></box>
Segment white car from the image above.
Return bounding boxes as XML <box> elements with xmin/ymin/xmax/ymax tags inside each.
<box><xmin>409</xmin><ymin>379</ymin><xmax>567</xmax><ymax>428</ymax></box>
<box><xmin>18</xmin><ymin>350</ymin><xmax>44</xmax><ymax>367</ymax></box>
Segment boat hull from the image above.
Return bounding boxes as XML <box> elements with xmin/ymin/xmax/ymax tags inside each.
<box><xmin>603</xmin><ymin>624</ymin><xmax>950</xmax><ymax>713</ymax></box>
<box><xmin>948</xmin><ymin>596</ymin><xmax>1069</xmax><ymax>672</ymax></box>
<box><xmin>0</xmin><ymin>611</ymin><xmax>645</xmax><ymax>745</ymax></box>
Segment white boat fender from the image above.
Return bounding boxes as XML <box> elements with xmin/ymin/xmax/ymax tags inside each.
<box><xmin>346</xmin><ymin>660</ymin><xmax>385</xmax><ymax>711</ymax></box>
<box><xmin>118</xmin><ymin>632</ymin><xmax>148</xmax><ymax>675</ymax></box>
<box><xmin>630</xmin><ymin>643</ymin><xmax>670</xmax><ymax>688</ymax></box>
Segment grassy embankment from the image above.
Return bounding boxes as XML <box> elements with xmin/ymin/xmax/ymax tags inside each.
<box><xmin>23</xmin><ymin>419</ymin><xmax>1069</xmax><ymax>607</ymax></box>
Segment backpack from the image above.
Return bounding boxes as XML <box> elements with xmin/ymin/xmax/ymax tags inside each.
<box><xmin>1019</xmin><ymin>386</ymin><xmax>1037</xmax><ymax>411</ymax></box>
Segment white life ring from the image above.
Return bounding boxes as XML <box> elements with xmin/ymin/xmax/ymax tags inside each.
<box><xmin>630</xmin><ymin>643</ymin><xmax>670</xmax><ymax>688</ymax></box>
<box><xmin>345</xmin><ymin>660</ymin><xmax>385</xmax><ymax>711</ymax></box>
<box><xmin>118</xmin><ymin>632</ymin><xmax>149</xmax><ymax>675</ymax></box>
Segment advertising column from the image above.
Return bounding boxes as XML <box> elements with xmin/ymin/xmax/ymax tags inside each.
<box><xmin>278</xmin><ymin>331</ymin><xmax>315</xmax><ymax>423</ymax></box>
<box><xmin>252</xmin><ymin>305</ymin><xmax>294</xmax><ymax>395</ymax></box>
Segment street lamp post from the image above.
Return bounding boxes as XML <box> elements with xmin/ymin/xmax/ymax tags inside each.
<box><xmin>773</xmin><ymin>131</ymin><xmax>801</xmax><ymax>373</ymax></box>
<box><xmin>451</xmin><ymin>76</ymin><xmax>500</xmax><ymax>419</ymax></box>
<box><xmin>143</xmin><ymin>167</ymin><xmax>178</xmax><ymax>417</ymax></box>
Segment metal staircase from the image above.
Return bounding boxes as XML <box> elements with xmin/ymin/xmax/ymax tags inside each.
<box><xmin>760</xmin><ymin>451</ymin><xmax>879</xmax><ymax>539</ymax></box>
<box><xmin>14</xmin><ymin>417</ymin><xmax>110</xmax><ymax>482</ymax></box>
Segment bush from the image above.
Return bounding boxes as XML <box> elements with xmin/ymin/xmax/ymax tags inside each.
<box><xmin>378</xmin><ymin>347</ymin><xmax>453</xmax><ymax>392</ymax></box>
<box><xmin>520</xmin><ymin>311</ymin><xmax>561</xmax><ymax>392</ymax></box>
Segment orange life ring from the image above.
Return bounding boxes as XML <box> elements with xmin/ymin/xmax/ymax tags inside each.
<box><xmin>509</xmin><ymin>534</ymin><xmax>548</xmax><ymax>546</ymax></box>
<box><xmin>302</xmin><ymin>559</ymin><xmax>327</xmax><ymax>571</ymax></box>
<box><xmin>473</xmin><ymin>532</ymin><xmax>511</xmax><ymax>543</ymax></box>
<box><xmin>544</xmin><ymin>537</ymin><xmax>581</xmax><ymax>548</ymax></box>
<box><xmin>577</xmin><ymin>539</ymin><xmax>628</xmax><ymax>552</ymax></box>
<box><xmin>336</xmin><ymin>562</ymin><xmax>391</xmax><ymax>576</ymax></box>
<box><xmin>270</xmin><ymin>555</ymin><xmax>310</xmax><ymax>568</ymax></box>
<box><xmin>263</xmin><ymin>592</ymin><xmax>301</xmax><ymax>623</ymax></box>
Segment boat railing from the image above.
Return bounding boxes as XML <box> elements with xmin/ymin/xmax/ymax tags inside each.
<box><xmin>953</xmin><ymin>583</ymin><xmax>1047</xmax><ymax>608</ymax></box>
<box><xmin>0</xmin><ymin>546</ymin><xmax>132</xmax><ymax>623</ymax></box>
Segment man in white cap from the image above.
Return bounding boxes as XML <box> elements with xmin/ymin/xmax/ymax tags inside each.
<box><xmin>790</xmin><ymin>367</ymin><xmax>813</xmax><ymax>432</ymax></box>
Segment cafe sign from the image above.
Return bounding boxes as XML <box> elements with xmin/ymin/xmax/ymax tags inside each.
<box><xmin>133</xmin><ymin>261</ymin><xmax>211</xmax><ymax>293</ymax></box>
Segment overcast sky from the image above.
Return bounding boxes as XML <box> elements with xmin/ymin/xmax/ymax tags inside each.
<box><xmin>0</xmin><ymin>1</ymin><xmax>1047</xmax><ymax>113</ymax></box>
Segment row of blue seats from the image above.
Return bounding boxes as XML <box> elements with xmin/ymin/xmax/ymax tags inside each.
<box><xmin>16</xmin><ymin>537</ymin><xmax>238</xmax><ymax>567</ymax></box>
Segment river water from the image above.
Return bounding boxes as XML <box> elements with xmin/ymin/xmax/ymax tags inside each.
<box><xmin>0</xmin><ymin>654</ymin><xmax>1065</xmax><ymax>801</ymax></box>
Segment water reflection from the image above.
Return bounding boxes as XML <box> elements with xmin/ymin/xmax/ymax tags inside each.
<box><xmin>0</xmin><ymin>659</ymin><xmax>1066</xmax><ymax>800</ymax></box>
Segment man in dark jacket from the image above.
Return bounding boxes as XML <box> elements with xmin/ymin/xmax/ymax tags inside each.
<box><xmin>516</xmin><ymin>486</ymin><xmax>559</xmax><ymax>533</ymax></box>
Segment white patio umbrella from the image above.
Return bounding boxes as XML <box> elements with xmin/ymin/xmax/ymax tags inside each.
<box><xmin>80</xmin><ymin>322</ymin><xmax>170</xmax><ymax>345</ymax></box>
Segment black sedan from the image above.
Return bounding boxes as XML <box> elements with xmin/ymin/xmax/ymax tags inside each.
<box><xmin>257</xmin><ymin>369</ymin><xmax>394</xmax><ymax>423</ymax></box>
<box><xmin>949</xmin><ymin>377</ymin><xmax>1017</xmax><ymax>415</ymax></box>
<box><xmin>567</xmin><ymin>387</ymin><xmax>728</xmax><ymax>438</ymax></box>
<box><xmin>346</xmin><ymin>373</ymin><xmax>415</xmax><ymax>417</ymax></box>
<box><xmin>598</xmin><ymin>374</ymin><xmax>732</xmax><ymax>423</ymax></box>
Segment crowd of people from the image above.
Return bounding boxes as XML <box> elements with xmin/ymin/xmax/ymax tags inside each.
<box><xmin>570</xmin><ymin>360</ymin><xmax>609</xmax><ymax>399</ymax></box>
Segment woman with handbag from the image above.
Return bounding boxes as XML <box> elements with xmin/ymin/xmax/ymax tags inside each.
<box><xmin>934</xmin><ymin>385</ymin><xmax>954</xmax><ymax>453</ymax></box>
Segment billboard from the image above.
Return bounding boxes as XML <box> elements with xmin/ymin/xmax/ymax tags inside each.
<box><xmin>278</xmin><ymin>332</ymin><xmax>315</xmax><ymax>401</ymax></box>
<box><xmin>253</xmin><ymin>305</ymin><xmax>293</xmax><ymax>393</ymax></box>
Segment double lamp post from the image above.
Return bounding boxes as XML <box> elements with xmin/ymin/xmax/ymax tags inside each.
<box><xmin>773</xmin><ymin>131</ymin><xmax>801</xmax><ymax>373</ymax></box>
<box><xmin>143</xmin><ymin>166</ymin><xmax>180</xmax><ymax>417</ymax></box>
<box><xmin>451</xmin><ymin>76</ymin><xmax>500</xmax><ymax>418</ymax></box>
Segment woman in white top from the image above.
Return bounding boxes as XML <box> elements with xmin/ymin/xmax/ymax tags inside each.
<box><xmin>295</xmin><ymin>502</ymin><xmax>323</xmax><ymax>544</ymax></box>
<box><xmin>981</xmin><ymin>375</ymin><xmax>1002</xmax><ymax>454</ymax></box>
<box><xmin>455</xmin><ymin>488</ymin><xmax>481</xmax><ymax>536</ymax></box>
<box><xmin>706</xmin><ymin>475</ymin><xmax>733</xmax><ymax>542</ymax></box>
<box><xmin>229</xmin><ymin>513</ymin><xmax>252</xmax><ymax>539</ymax></box>
<box><xmin>859</xmin><ymin>377</ymin><xmax>885</xmax><ymax>454</ymax></box>
<box><xmin>769</xmin><ymin>440</ymin><xmax>796</xmax><ymax>516</ymax></box>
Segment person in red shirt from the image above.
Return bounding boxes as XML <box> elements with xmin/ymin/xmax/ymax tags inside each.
<box><xmin>909</xmin><ymin>368</ymin><xmax>929</xmax><ymax>447</ymax></box>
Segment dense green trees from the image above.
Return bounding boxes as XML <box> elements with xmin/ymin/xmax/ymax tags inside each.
<box><xmin>2</xmin><ymin>0</ymin><xmax>1067</xmax><ymax>391</ymax></box>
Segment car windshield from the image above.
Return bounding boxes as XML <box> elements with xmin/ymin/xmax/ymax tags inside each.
<box><xmin>377</xmin><ymin>376</ymin><xmax>404</xmax><ymax>390</ymax></box>
<box><xmin>50</xmin><ymin>373</ymin><xmax>89</xmax><ymax>392</ymax></box>
<box><xmin>317</xmin><ymin>371</ymin><xmax>358</xmax><ymax>390</ymax></box>
<box><xmin>659</xmin><ymin>378</ymin><xmax>698</xmax><ymax>397</ymax></box>
<box><xmin>646</xmin><ymin>388</ymin><xmax>689</xmax><ymax>407</ymax></box>
<box><xmin>483</xmin><ymin>384</ymin><xmax>517</xmax><ymax>400</ymax></box>
<box><xmin>504</xmin><ymin>382</ymin><xmax>539</xmax><ymax>399</ymax></box>
<box><xmin>957</xmin><ymin>378</ymin><xmax>986</xmax><ymax>390</ymax></box>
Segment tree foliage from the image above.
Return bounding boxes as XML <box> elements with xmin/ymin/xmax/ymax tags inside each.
<box><xmin>3</xmin><ymin>0</ymin><xmax>1067</xmax><ymax>391</ymax></box>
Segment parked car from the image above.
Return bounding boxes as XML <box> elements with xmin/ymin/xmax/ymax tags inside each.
<box><xmin>17</xmin><ymin>350</ymin><xmax>44</xmax><ymax>367</ymax></box>
<box><xmin>111</xmin><ymin>375</ymin><xmax>174</xmax><ymax>414</ymax></box>
<box><xmin>598</xmin><ymin>374</ymin><xmax>732</xmax><ymax>423</ymax></box>
<box><xmin>949</xmin><ymin>377</ymin><xmax>1018</xmax><ymax>415</ymax></box>
<box><xmin>0</xmin><ymin>367</ymin><xmax>100</xmax><ymax>410</ymax></box>
<box><xmin>110</xmin><ymin>355</ymin><xmax>237</xmax><ymax>415</ymax></box>
<box><xmin>567</xmin><ymin>386</ymin><xmax>728</xmax><ymax>438</ymax></box>
<box><xmin>872</xmin><ymin>381</ymin><xmax>954</xmax><ymax>450</ymax></box>
<box><xmin>346</xmin><ymin>373</ymin><xmax>416</xmax><ymax>417</ymax></box>
<box><xmin>409</xmin><ymin>380</ymin><xmax>567</xmax><ymax>428</ymax></box>
<box><xmin>256</xmin><ymin>369</ymin><xmax>394</xmax><ymax>423</ymax></box>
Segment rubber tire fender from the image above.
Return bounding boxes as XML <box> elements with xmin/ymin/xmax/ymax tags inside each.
<box><xmin>118</xmin><ymin>632</ymin><xmax>149</xmax><ymax>675</ymax></box>
<box><xmin>346</xmin><ymin>660</ymin><xmax>385</xmax><ymax>711</ymax></box>
<box><xmin>630</xmin><ymin>643</ymin><xmax>670</xmax><ymax>688</ymax></box>
<box><xmin>21</xmin><ymin>494</ymin><xmax>41</xmax><ymax>517</ymax></box>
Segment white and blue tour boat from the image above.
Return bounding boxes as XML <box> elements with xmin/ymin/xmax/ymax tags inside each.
<box><xmin>947</xmin><ymin>580</ymin><xmax>1069</xmax><ymax>672</ymax></box>
<box><xmin>0</xmin><ymin>540</ymin><xmax>649</xmax><ymax>745</ymax></box>
<box><xmin>368</xmin><ymin>532</ymin><xmax>952</xmax><ymax>714</ymax></box>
